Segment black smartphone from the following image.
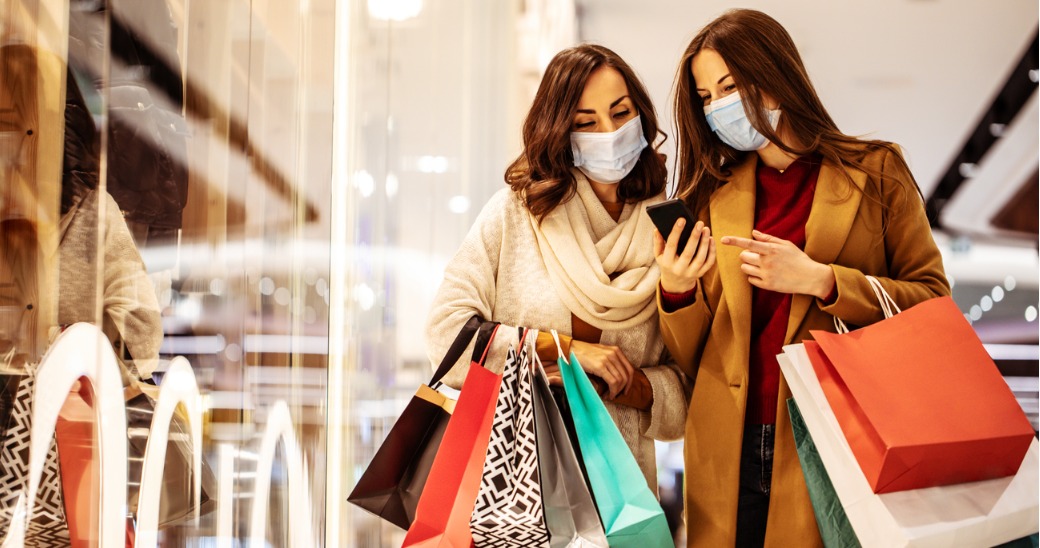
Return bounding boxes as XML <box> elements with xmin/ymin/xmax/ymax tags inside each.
<box><xmin>646</xmin><ymin>199</ymin><xmax>698</xmax><ymax>255</ymax></box>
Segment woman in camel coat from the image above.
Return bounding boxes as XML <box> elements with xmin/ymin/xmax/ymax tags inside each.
<box><xmin>653</xmin><ymin>9</ymin><xmax>950</xmax><ymax>548</ymax></box>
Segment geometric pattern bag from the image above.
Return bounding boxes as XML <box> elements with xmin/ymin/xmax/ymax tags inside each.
<box><xmin>469</xmin><ymin>327</ymin><xmax>550</xmax><ymax>547</ymax></box>
<box><xmin>349</xmin><ymin>315</ymin><xmax>483</xmax><ymax>529</ymax></box>
<box><xmin>0</xmin><ymin>368</ymin><xmax>72</xmax><ymax>547</ymax></box>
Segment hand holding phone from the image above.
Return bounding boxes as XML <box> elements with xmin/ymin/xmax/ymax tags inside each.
<box><xmin>646</xmin><ymin>199</ymin><xmax>698</xmax><ymax>255</ymax></box>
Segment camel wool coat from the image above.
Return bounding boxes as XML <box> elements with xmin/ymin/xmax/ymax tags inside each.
<box><xmin>659</xmin><ymin>146</ymin><xmax>950</xmax><ymax>548</ymax></box>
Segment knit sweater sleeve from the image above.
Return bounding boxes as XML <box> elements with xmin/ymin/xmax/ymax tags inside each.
<box><xmin>425</xmin><ymin>189</ymin><xmax>515</xmax><ymax>389</ymax></box>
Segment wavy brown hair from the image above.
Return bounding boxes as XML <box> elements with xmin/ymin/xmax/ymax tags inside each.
<box><xmin>673</xmin><ymin>9</ymin><xmax>920</xmax><ymax>217</ymax></box>
<box><xmin>506</xmin><ymin>44</ymin><xmax>667</xmax><ymax>218</ymax></box>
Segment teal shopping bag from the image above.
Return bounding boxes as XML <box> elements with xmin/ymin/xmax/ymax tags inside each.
<box><xmin>552</xmin><ymin>331</ymin><xmax>672</xmax><ymax>548</ymax></box>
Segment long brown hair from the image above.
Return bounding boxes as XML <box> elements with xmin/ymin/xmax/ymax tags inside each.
<box><xmin>507</xmin><ymin>44</ymin><xmax>667</xmax><ymax>218</ymax></box>
<box><xmin>673</xmin><ymin>9</ymin><xmax>919</xmax><ymax>216</ymax></box>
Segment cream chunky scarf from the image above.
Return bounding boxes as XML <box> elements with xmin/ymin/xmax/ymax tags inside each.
<box><xmin>529</xmin><ymin>170</ymin><xmax>663</xmax><ymax>330</ymax></box>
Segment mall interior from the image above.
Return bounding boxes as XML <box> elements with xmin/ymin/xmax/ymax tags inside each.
<box><xmin>0</xmin><ymin>0</ymin><xmax>1037</xmax><ymax>546</ymax></box>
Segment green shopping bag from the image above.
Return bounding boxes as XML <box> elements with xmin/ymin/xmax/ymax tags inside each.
<box><xmin>551</xmin><ymin>331</ymin><xmax>672</xmax><ymax>548</ymax></box>
<box><xmin>787</xmin><ymin>399</ymin><xmax>861</xmax><ymax>548</ymax></box>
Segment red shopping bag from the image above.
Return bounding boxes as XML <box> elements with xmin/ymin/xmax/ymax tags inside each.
<box><xmin>806</xmin><ymin>292</ymin><xmax>1034</xmax><ymax>494</ymax></box>
<box><xmin>402</xmin><ymin>322</ymin><xmax>502</xmax><ymax>548</ymax></box>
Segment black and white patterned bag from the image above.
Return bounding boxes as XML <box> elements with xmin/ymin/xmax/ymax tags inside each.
<box><xmin>469</xmin><ymin>328</ymin><xmax>550</xmax><ymax>547</ymax></box>
<box><xmin>0</xmin><ymin>367</ymin><xmax>71</xmax><ymax>547</ymax></box>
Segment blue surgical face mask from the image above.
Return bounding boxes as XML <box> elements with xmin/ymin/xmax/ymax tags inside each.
<box><xmin>703</xmin><ymin>91</ymin><xmax>780</xmax><ymax>151</ymax></box>
<box><xmin>570</xmin><ymin>115</ymin><xmax>648</xmax><ymax>184</ymax></box>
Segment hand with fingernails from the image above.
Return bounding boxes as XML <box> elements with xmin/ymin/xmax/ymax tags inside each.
<box><xmin>653</xmin><ymin>217</ymin><xmax>717</xmax><ymax>294</ymax></box>
<box><xmin>720</xmin><ymin>230</ymin><xmax>835</xmax><ymax>298</ymax></box>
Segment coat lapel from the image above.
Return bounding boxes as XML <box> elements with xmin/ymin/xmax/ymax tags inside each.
<box><xmin>711</xmin><ymin>156</ymin><xmax>758</xmax><ymax>352</ymax></box>
<box><xmin>784</xmin><ymin>159</ymin><xmax>867</xmax><ymax>343</ymax></box>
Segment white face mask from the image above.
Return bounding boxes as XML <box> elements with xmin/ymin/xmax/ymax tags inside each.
<box><xmin>569</xmin><ymin>115</ymin><xmax>648</xmax><ymax>184</ymax></box>
<box><xmin>703</xmin><ymin>91</ymin><xmax>780</xmax><ymax>151</ymax></box>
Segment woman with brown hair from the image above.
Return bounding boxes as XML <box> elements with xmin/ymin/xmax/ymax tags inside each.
<box><xmin>653</xmin><ymin>9</ymin><xmax>950</xmax><ymax>548</ymax></box>
<box><xmin>426</xmin><ymin>43</ymin><xmax>689</xmax><ymax>490</ymax></box>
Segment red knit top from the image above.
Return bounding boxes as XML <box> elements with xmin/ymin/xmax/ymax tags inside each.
<box><xmin>746</xmin><ymin>155</ymin><xmax>821</xmax><ymax>424</ymax></box>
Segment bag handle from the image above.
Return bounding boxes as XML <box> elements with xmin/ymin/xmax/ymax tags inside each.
<box><xmin>429</xmin><ymin>315</ymin><xmax>482</xmax><ymax>387</ymax></box>
<box><xmin>833</xmin><ymin>275</ymin><xmax>902</xmax><ymax>334</ymax></box>
<box><xmin>549</xmin><ymin>329</ymin><xmax>567</xmax><ymax>363</ymax></box>
<box><xmin>469</xmin><ymin>320</ymin><xmax>501</xmax><ymax>370</ymax></box>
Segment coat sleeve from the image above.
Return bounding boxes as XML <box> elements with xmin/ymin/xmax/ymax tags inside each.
<box><xmin>424</xmin><ymin>190</ymin><xmax>517</xmax><ymax>389</ymax></box>
<box><xmin>657</xmin><ymin>281</ymin><xmax>713</xmax><ymax>381</ymax></box>
<box><xmin>818</xmin><ymin>148</ymin><xmax>951</xmax><ymax>325</ymax></box>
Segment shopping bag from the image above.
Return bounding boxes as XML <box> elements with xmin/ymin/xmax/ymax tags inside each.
<box><xmin>807</xmin><ymin>276</ymin><xmax>1034</xmax><ymax>493</ymax></box>
<box><xmin>530</xmin><ymin>336</ymin><xmax>608</xmax><ymax>548</ymax></box>
<box><xmin>788</xmin><ymin>398</ymin><xmax>1040</xmax><ymax>548</ymax></box>
<box><xmin>124</xmin><ymin>380</ymin><xmax>216</xmax><ymax>528</ymax></box>
<box><xmin>787</xmin><ymin>398</ymin><xmax>863</xmax><ymax>548</ymax></box>
<box><xmin>349</xmin><ymin>315</ymin><xmax>482</xmax><ymax>529</ymax></box>
<box><xmin>469</xmin><ymin>328</ymin><xmax>550</xmax><ymax>547</ymax></box>
<box><xmin>779</xmin><ymin>343</ymin><xmax>1040</xmax><ymax>547</ymax></box>
<box><xmin>552</xmin><ymin>331</ymin><xmax>672</xmax><ymax>548</ymax></box>
<box><xmin>0</xmin><ymin>369</ymin><xmax>71</xmax><ymax>546</ymax></box>
<box><xmin>403</xmin><ymin>321</ymin><xmax>503</xmax><ymax>547</ymax></box>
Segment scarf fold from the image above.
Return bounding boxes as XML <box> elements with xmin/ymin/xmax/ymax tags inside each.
<box><xmin>529</xmin><ymin>170</ymin><xmax>663</xmax><ymax>330</ymax></box>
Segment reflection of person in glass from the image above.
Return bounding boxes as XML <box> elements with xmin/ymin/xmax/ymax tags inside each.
<box><xmin>654</xmin><ymin>9</ymin><xmax>950</xmax><ymax>547</ymax></box>
<box><xmin>59</xmin><ymin>68</ymin><xmax>164</xmax><ymax>382</ymax></box>
<box><xmin>426</xmin><ymin>44</ymin><xmax>688</xmax><ymax>491</ymax></box>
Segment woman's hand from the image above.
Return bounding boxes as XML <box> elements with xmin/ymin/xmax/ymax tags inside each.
<box><xmin>653</xmin><ymin>218</ymin><xmax>717</xmax><ymax>294</ymax></box>
<box><xmin>721</xmin><ymin>230</ymin><xmax>835</xmax><ymax>298</ymax></box>
<box><xmin>568</xmin><ymin>340</ymin><xmax>634</xmax><ymax>399</ymax></box>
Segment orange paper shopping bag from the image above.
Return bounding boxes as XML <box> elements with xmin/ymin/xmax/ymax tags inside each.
<box><xmin>805</xmin><ymin>285</ymin><xmax>1034</xmax><ymax>494</ymax></box>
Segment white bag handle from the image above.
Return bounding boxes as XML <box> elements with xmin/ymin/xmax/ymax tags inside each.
<box><xmin>549</xmin><ymin>329</ymin><xmax>567</xmax><ymax>362</ymax></box>
<box><xmin>833</xmin><ymin>275</ymin><xmax>902</xmax><ymax>334</ymax></box>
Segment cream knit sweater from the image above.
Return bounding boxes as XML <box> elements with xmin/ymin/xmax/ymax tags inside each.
<box><xmin>425</xmin><ymin>186</ymin><xmax>689</xmax><ymax>492</ymax></box>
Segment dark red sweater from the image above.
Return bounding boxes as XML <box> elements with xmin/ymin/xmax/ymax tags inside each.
<box><xmin>747</xmin><ymin>155</ymin><xmax>821</xmax><ymax>424</ymax></box>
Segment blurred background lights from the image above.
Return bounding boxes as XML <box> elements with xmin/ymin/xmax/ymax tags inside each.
<box><xmin>385</xmin><ymin>173</ymin><xmax>399</xmax><ymax>198</ymax></box>
<box><xmin>992</xmin><ymin>286</ymin><xmax>1005</xmax><ymax>302</ymax></box>
<box><xmin>368</xmin><ymin>0</ymin><xmax>423</xmax><ymax>21</ymax></box>
<box><xmin>259</xmin><ymin>277</ymin><xmax>276</xmax><ymax>296</ymax></box>
<box><xmin>969</xmin><ymin>305</ymin><xmax>983</xmax><ymax>321</ymax></box>
<box><xmin>417</xmin><ymin>155</ymin><xmax>449</xmax><ymax>173</ymax></box>
<box><xmin>1026</xmin><ymin>306</ymin><xmax>1038</xmax><ymax>323</ymax></box>
<box><xmin>980</xmin><ymin>295</ymin><xmax>993</xmax><ymax>311</ymax></box>
<box><xmin>448</xmin><ymin>195</ymin><xmax>470</xmax><ymax>214</ymax></box>
<box><xmin>354</xmin><ymin>169</ymin><xmax>375</xmax><ymax>197</ymax></box>
<box><xmin>274</xmin><ymin>287</ymin><xmax>291</xmax><ymax>306</ymax></box>
<box><xmin>1004</xmin><ymin>275</ymin><xmax>1017</xmax><ymax>291</ymax></box>
<box><xmin>355</xmin><ymin>283</ymin><xmax>376</xmax><ymax>311</ymax></box>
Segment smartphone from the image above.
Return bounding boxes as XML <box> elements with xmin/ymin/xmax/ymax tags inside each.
<box><xmin>646</xmin><ymin>199</ymin><xmax>698</xmax><ymax>255</ymax></box>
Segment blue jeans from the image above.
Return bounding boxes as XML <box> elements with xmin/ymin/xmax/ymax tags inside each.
<box><xmin>736</xmin><ymin>424</ymin><xmax>775</xmax><ymax>548</ymax></box>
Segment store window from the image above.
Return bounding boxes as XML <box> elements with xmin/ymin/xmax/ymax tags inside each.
<box><xmin>2</xmin><ymin>0</ymin><xmax>335</xmax><ymax>544</ymax></box>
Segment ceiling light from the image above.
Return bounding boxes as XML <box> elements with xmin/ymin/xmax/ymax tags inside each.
<box><xmin>368</xmin><ymin>0</ymin><xmax>423</xmax><ymax>21</ymax></box>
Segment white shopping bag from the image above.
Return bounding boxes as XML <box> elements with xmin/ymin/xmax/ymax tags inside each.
<box><xmin>779</xmin><ymin>343</ymin><xmax>1039</xmax><ymax>548</ymax></box>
